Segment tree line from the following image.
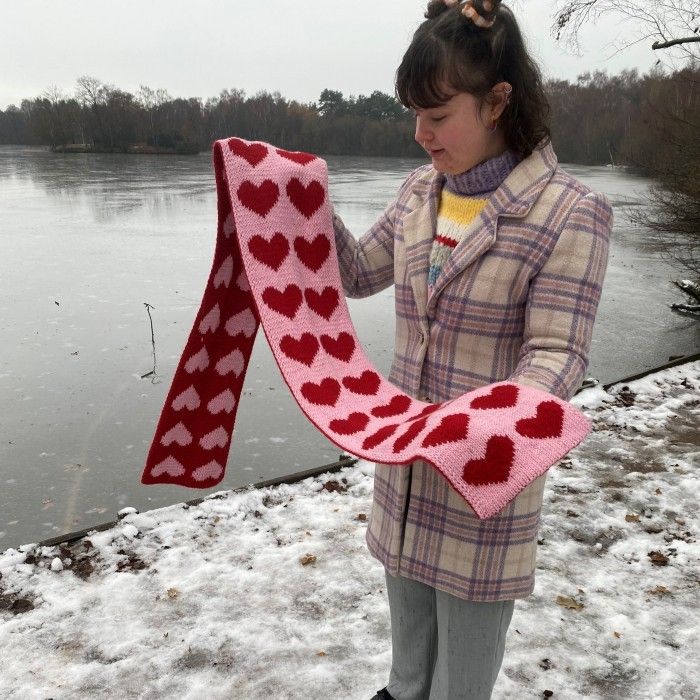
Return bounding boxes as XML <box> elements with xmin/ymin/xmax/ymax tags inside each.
<box><xmin>0</xmin><ymin>79</ymin><xmax>417</xmax><ymax>157</ymax></box>
<box><xmin>0</xmin><ymin>67</ymin><xmax>696</xmax><ymax>171</ymax></box>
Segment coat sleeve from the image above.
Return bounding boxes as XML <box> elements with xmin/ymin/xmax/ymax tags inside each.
<box><xmin>508</xmin><ymin>191</ymin><xmax>613</xmax><ymax>401</ymax></box>
<box><xmin>331</xmin><ymin>207</ymin><xmax>395</xmax><ymax>299</ymax></box>
<box><xmin>331</xmin><ymin>166</ymin><xmax>427</xmax><ymax>299</ymax></box>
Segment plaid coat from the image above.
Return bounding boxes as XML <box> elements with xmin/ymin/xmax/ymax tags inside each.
<box><xmin>332</xmin><ymin>141</ymin><xmax>612</xmax><ymax>601</ymax></box>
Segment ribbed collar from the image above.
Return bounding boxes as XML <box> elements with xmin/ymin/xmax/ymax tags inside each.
<box><xmin>444</xmin><ymin>149</ymin><xmax>521</xmax><ymax>197</ymax></box>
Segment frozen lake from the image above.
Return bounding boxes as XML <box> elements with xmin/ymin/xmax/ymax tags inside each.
<box><xmin>1</xmin><ymin>146</ymin><xmax>698</xmax><ymax>549</ymax></box>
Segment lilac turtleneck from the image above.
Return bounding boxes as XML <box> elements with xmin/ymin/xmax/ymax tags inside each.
<box><xmin>444</xmin><ymin>148</ymin><xmax>521</xmax><ymax>197</ymax></box>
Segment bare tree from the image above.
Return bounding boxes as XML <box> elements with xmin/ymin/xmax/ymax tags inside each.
<box><xmin>75</xmin><ymin>75</ymin><xmax>107</xmax><ymax>109</ymax></box>
<box><xmin>551</xmin><ymin>3</ymin><xmax>700</xmax><ymax>316</ymax></box>
<box><xmin>553</xmin><ymin>0</ymin><xmax>700</xmax><ymax>63</ymax></box>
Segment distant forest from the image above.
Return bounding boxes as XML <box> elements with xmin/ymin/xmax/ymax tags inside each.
<box><xmin>0</xmin><ymin>67</ymin><xmax>698</xmax><ymax>174</ymax></box>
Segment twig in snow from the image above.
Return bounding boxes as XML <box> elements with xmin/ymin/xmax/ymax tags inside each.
<box><xmin>141</xmin><ymin>302</ymin><xmax>159</xmax><ymax>381</ymax></box>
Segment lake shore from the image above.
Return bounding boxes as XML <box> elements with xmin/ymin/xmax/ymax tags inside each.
<box><xmin>50</xmin><ymin>143</ymin><xmax>200</xmax><ymax>155</ymax></box>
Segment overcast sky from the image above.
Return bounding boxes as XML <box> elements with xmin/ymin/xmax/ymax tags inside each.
<box><xmin>1</xmin><ymin>0</ymin><xmax>659</xmax><ymax>109</ymax></box>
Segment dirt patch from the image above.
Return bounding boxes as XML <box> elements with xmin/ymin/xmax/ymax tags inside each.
<box><xmin>664</xmin><ymin>409</ymin><xmax>700</xmax><ymax>447</ymax></box>
<box><xmin>0</xmin><ymin>590</ymin><xmax>34</xmax><ymax>615</ymax></box>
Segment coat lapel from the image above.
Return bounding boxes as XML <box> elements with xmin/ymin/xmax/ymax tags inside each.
<box><xmin>427</xmin><ymin>142</ymin><xmax>559</xmax><ymax>317</ymax></box>
<box><xmin>401</xmin><ymin>170</ymin><xmax>443</xmax><ymax>321</ymax></box>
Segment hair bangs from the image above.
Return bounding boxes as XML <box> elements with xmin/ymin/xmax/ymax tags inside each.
<box><xmin>396</xmin><ymin>41</ymin><xmax>456</xmax><ymax>109</ymax></box>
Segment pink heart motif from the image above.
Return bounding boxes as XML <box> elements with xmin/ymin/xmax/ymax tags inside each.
<box><xmin>172</xmin><ymin>386</ymin><xmax>201</xmax><ymax>411</ymax></box>
<box><xmin>161</xmin><ymin>422</ymin><xmax>193</xmax><ymax>447</ymax></box>
<box><xmin>198</xmin><ymin>304</ymin><xmax>220</xmax><ymax>334</ymax></box>
<box><xmin>192</xmin><ymin>460</ymin><xmax>224</xmax><ymax>482</ymax></box>
<box><xmin>215</xmin><ymin>349</ymin><xmax>244</xmax><ymax>377</ymax></box>
<box><xmin>225</xmin><ymin>308</ymin><xmax>257</xmax><ymax>339</ymax></box>
<box><xmin>236</xmin><ymin>271</ymin><xmax>250</xmax><ymax>291</ymax></box>
<box><xmin>223</xmin><ymin>213</ymin><xmax>235</xmax><ymax>237</ymax></box>
<box><xmin>199</xmin><ymin>426</ymin><xmax>230</xmax><ymax>450</ymax></box>
<box><xmin>151</xmin><ymin>456</ymin><xmax>186</xmax><ymax>478</ymax></box>
<box><xmin>213</xmin><ymin>256</ymin><xmax>233</xmax><ymax>288</ymax></box>
<box><xmin>207</xmin><ymin>389</ymin><xmax>237</xmax><ymax>415</ymax></box>
<box><xmin>184</xmin><ymin>347</ymin><xmax>209</xmax><ymax>373</ymax></box>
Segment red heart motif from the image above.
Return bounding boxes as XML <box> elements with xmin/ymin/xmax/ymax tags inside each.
<box><xmin>287</xmin><ymin>178</ymin><xmax>325</xmax><ymax>219</ymax></box>
<box><xmin>515</xmin><ymin>400</ymin><xmax>564</xmax><ymax>439</ymax></box>
<box><xmin>262</xmin><ymin>285</ymin><xmax>303</xmax><ymax>319</ymax></box>
<box><xmin>320</xmin><ymin>332</ymin><xmax>355</xmax><ymax>362</ymax></box>
<box><xmin>329</xmin><ymin>412</ymin><xmax>369</xmax><ymax>436</ymax></box>
<box><xmin>342</xmin><ymin>370</ymin><xmax>381</xmax><ymax>396</ymax></box>
<box><xmin>304</xmin><ymin>287</ymin><xmax>339</xmax><ymax>320</ymax></box>
<box><xmin>407</xmin><ymin>403</ymin><xmax>442</xmax><ymax>422</ymax></box>
<box><xmin>276</xmin><ymin>148</ymin><xmax>316</xmax><ymax>165</ymax></box>
<box><xmin>248</xmin><ymin>233</ymin><xmax>290</xmax><ymax>271</ymax></box>
<box><xmin>362</xmin><ymin>424</ymin><xmax>400</xmax><ymax>450</ymax></box>
<box><xmin>421</xmin><ymin>413</ymin><xmax>470</xmax><ymax>448</ymax></box>
<box><xmin>392</xmin><ymin>417</ymin><xmax>428</xmax><ymax>453</ymax></box>
<box><xmin>301</xmin><ymin>377</ymin><xmax>340</xmax><ymax>406</ymax></box>
<box><xmin>294</xmin><ymin>234</ymin><xmax>330</xmax><ymax>273</ymax></box>
<box><xmin>470</xmin><ymin>383</ymin><xmax>519</xmax><ymax>410</ymax></box>
<box><xmin>279</xmin><ymin>333</ymin><xmax>319</xmax><ymax>366</ymax></box>
<box><xmin>228</xmin><ymin>138</ymin><xmax>268</xmax><ymax>166</ymax></box>
<box><xmin>462</xmin><ymin>435</ymin><xmax>514</xmax><ymax>486</ymax></box>
<box><xmin>371</xmin><ymin>395</ymin><xmax>412</xmax><ymax>418</ymax></box>
<box><xmin>237</xmin><ymin>180</ymin><xmax>280</xmax><ymax>218</ymax></box>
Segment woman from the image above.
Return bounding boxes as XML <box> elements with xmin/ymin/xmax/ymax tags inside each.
<box><xmin>331</xmin><ymin>1</ymin><xmax>613</xmax><ymax>698</ymax></box>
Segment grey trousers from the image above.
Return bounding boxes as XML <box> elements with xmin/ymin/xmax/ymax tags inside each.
<box><xmin>384</xmin><ymin>570</ymin><xmax>514</xmax><ymax>700</ymax></box>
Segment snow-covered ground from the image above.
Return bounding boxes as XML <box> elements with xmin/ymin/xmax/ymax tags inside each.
<box><xmin>1</xmin><ymin>361</ymin><xmax>698</xmax><ymax>700</ymax></box>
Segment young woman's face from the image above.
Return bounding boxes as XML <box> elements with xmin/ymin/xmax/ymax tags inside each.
<box><xmin>413</xmin><ymin>92</ymin><xmax>499</xmax><ymax>174</ymax></box>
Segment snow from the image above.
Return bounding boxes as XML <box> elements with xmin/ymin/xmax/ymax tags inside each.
<box><xmin>1</xmin><ymin>361</ymin><xmax>698</xmax><ymax>700</ymax></box>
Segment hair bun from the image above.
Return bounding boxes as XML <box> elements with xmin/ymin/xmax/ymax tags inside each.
<box><xmin>425</xmin><ymin>0</ymin><xmax>502</xmax><ymax>23</ymax></box>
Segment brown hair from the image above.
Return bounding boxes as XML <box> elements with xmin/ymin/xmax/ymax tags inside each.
<box><xmin>395</xmin><ymin>0</ymin><xmax>550</xmax><ymax>158</ymax></box>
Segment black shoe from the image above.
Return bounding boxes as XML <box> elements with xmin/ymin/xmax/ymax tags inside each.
<box><xmin>370</xmin><ymin>689</ymin><xmax>395</xmax><ymax>700</ymax></box>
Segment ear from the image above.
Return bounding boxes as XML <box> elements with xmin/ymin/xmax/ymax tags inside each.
<box><xmin>487</xmin><ymin>81</ymin><xmax>512</xmax><ymax>120</ymax></box>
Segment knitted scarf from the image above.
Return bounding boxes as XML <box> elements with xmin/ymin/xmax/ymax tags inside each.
<box><xmin>141</xmin><ymin>137</ymin><xmax>591</xmax><ymax>519</ymax></box>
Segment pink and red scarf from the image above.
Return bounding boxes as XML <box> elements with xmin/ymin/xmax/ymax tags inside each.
<box><xmin>141</xmin><ymin>137</ymin><xmax>591</xmax><ymax>519</ymax></box>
